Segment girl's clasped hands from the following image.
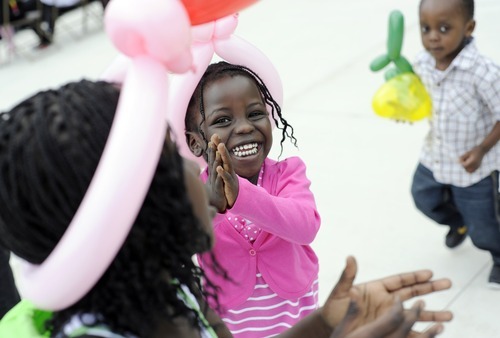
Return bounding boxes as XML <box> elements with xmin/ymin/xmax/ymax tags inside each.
<box><xmin>206</xmin><ymin>134</ymin><xmax>239</xmax><ymax>213</ymax></box>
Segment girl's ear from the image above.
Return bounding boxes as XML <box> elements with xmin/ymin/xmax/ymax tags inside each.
<box><xmin>185</xmin><ymin>131</ymin><xmax>204</xmax><ymax>157</ymax></box>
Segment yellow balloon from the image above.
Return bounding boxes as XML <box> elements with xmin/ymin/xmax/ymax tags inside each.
<box><xmin>372</xmin><ymin>73</ymin><xmax>432</xmax><ymax>122</ymax></box>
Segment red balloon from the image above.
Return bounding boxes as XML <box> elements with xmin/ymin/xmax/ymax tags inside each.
<box><xmin>181</xmin><ymin>0</ymin><xmax>259</xmax><ymax>25</ymax></box>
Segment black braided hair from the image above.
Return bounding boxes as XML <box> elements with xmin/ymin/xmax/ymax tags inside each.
<box><xmin>0</xmin><ymin>80</ymin><xmax>220</xmax><ymax>337</ymax></box>
<box><xmin>185</xmin><ymin>61</ymin><xmax>298</xmax><ymax>157</ymax></box>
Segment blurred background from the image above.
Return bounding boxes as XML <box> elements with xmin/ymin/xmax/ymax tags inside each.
<box><xmin>1</xmin><ymin>0</ymin><xmax>499</xmax><ymax>336</ymax></box>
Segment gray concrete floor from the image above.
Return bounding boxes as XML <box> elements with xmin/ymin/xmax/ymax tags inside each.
<box><xmin>1</xmin><ymin>0</ymin><xmax>499</xmax><ymax>337</ymax></box>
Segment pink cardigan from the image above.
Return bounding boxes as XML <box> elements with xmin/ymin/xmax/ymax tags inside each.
<box><xmin>198</xmin><ymin>157</ymin><xmax>321</xmax><ymax>310</ymax></box>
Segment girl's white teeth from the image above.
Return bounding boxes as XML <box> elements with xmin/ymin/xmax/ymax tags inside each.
<box><xmin>232</xmin><ymin>143</ymin><xmax>258</xmax><ymax>157</ymax></box>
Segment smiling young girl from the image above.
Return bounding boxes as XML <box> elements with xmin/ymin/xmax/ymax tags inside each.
<box><xmin>185</xmin><ymin>61</ymin><xmax>321</xmax><ymax>337</ymax></box>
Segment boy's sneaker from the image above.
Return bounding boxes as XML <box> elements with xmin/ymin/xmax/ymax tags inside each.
<box><xmin>488</xmin><ymin>265</ymin><xmax>500</xmax><ymax>289</ymax></box>
<box><xmin>445</xmin><ymin>226</ymin><xmax>467</xmax><ymax>248</ymax></box>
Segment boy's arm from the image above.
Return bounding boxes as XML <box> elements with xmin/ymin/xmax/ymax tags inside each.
<box><xmin>230</xmin><ymin>157</ymin><xmax>320</xmax><ymax>245</ymax></box>
<box><xmin>479</xmin><ymin>121</ymin><xmax>500</xmax><ymax>153</ymax></box>
<box><xmin>460</xmin><ymin>67</ymin><xmax>500</xmax><ymax>173</ymax></box>
<box><xmin>476</xmin><ymin>66</ymin><xmax>500</xmax><ymax>146</ymax></box>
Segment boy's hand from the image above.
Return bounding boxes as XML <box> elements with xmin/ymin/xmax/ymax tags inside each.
<box><xmin>206</xmin><ymin>139</ymin><xmax>227</xmax><ymax>213</ymax></box>
<box><xmin>320</xmin><ymin>256</ymin><xmax>452</xmax><ymax>333</ymax></box>
<box><xmin>459</xmin><ymin>146</ymin><xmax>486</xmax><ymax>173</ymax></box>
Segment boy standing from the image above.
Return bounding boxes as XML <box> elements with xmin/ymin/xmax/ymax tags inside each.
<box><xmin>411</xmin><ymin>0</ymin><xmax>500</xmax><ymax>287</ymax></box>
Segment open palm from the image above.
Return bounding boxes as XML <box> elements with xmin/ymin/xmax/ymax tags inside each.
<box><xmin>321</xmin><ymin>257</ymin><xmax>452</xmax><ymax>334</ymax></box>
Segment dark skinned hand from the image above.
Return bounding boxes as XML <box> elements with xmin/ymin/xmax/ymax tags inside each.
<box><xmin>208</xmin><ymin>134</ymin><xmax>239</xmax><ymax>210</ymax></box>
<box><xmin>459</xmin><ymin>146</ymin><xmax>485</xmax><ymax>173</ymax></box>
<box><xmin>321</xmin><ymin>257</ymin><xmax>452</xmax><ymax>335</ymax></box>
<box><xmin>332</xmin><ymin>292</ymin><xmax>445</xmax><ymax>338</ymax></box>
<box><xmin>206</xmin><ymin>136</ymin><xmax>227</xmax><ymax>213</ymax></box>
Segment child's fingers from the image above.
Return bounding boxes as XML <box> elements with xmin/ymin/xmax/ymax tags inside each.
<box><xmin>215</xmin><ymin>148</ymin><xmax>222</xmax><ymax>165</ymax></box>
<box><xmin>207</xmin><ymin>142</ymin><xmax>218</xmax><ymax>165</ymax></box>
<box><xmin>216</xmin><ymin>165</ymin><xmax>239</xmax><ymax>207</ymax></box>
<box><xmin>207</xmin><ymin>164</ymin><xmax>228</xmax><ymax>213</ymax></box>
<box><xmin>216</xmin><ymin>165</ymin><xmax>227</xmax><ymax>179</ymax></box>
<box><xmin>211</xmin><ymin>134</ymin><xmax>222</xmax><ymax>147</ymax></box>
<box><xmin>208</xmin><ymin>144</ymin><xmax>223</xmax><ymax>187</ymax></box>
<box><xmin>214</xmin><ymin>150</ymin><xmax>224</xmax><ymax>182</ymax></box>
<box><xmin>216</xmin><ymin>165</ymin><xmax>237</xmax><ymax>187</ymax></box>
<box><xmin>208</xmin><ymin>140</ymin><xmax>218</xmax><ymax>152</ymax></box>
<box><xmin>217</xmin><ymin>143</ymin><xmax>234</xmax><ymax>173</ymax></box>
<box><xmin>209</xmin><ymin>142</ymin><xmax>221</xmax><ymax>164</ymax></box>
<box><xmin>207</xmin><ymin>145</ymin><xmax>216</xmax><ymax>182</ymax></box>
<box><xmin>207</xmin><ymin>142</ymin><xmax>214</xmax><ymax>162</ymax></box>
<box><xmin>214</xmin><ymin>173</ymin><xmax>224</xmax><ymax>189</ymax></box>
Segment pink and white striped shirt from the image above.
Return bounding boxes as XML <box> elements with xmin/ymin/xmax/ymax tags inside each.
<box><xmin>222</xmin><ymin>272</ymin><xmax>319</xmax><ymax>337</ymax></box>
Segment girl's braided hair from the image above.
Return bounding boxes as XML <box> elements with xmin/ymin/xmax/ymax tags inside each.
<box><xmin>0</xmin><ymin>80</ymin><xmax>220</xmax><ymax>337</ymax></box>
<box><xmin>185</xmin><ymin>61</ymin><xmax>298</xmax><ymax>156</ymax></box>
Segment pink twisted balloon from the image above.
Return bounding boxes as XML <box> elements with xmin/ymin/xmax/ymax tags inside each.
<box><xmin>13</xmin><ymin>0</ymin><xmax>281</xmax><ymax>311</ymax></box>
<box><xmin>13</xmin><ymin>0</ymin><xmax>194</xmax><ymax>311</ymax></box>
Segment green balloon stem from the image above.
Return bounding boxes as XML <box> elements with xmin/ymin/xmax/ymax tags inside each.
<box><xmin>387</xmin><ymin>10</ymin><xmax>404</xmax><ymax>60</ymax></box>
